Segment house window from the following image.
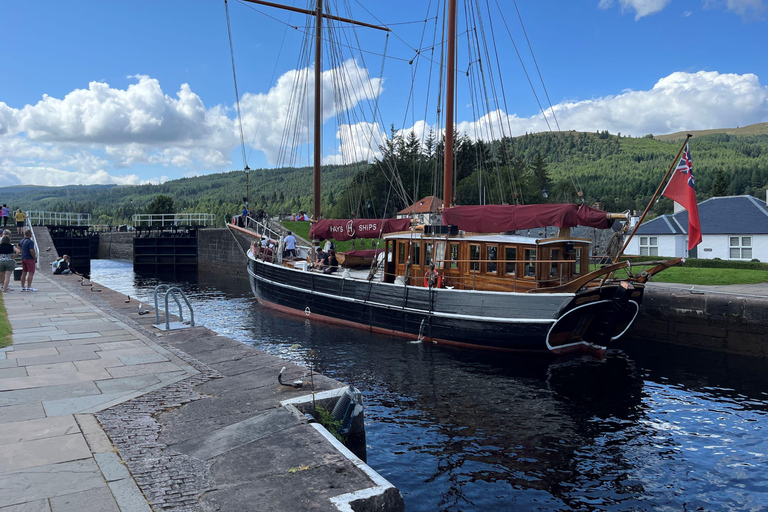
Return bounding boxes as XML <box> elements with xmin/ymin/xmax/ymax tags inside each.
<box><xmin>487</xmin><ymin>245</ymin><xmax>498</xmax><ymax>274</ymax></box>
<box><xmin>449</xmin><ymin>243</ymin><xmax>459</xmax><ymax>269</ymax></box>
<box><xmin>425</xmin><ymin>243</ymin><xmax>434</xmax><ymax>266</ymax></box>
<box><xmin>412</xmin><ymin>242</ymin><xmax>421</xmax><ymax>266</ymax></box>
<box><xmin>729</xmin><ymin>237</ymin><xmax>752</xmax><ymax>259</ymax></box>
<box><xmin>435</xmin><ymin>242</ymin><xmax>446</xmax><ymax>269</ymax></box>
<box><xmin>550</xmin><ymin>249</ymin><xmax>560</xmax><ymax>278</ymax></box>
<box><xmin>524</xmin><ymin>248</ymin><xmax>536</xmax><ymax>277</ymax></box>
<box><xmin>469</xmin><ymin>244</ymin><xmax>480</xmax><ymax>272</ymax></box>
<box><xmin>639</xmin><ymin>236</ymin><xmax>658</xmax><ymax>256</ymax></box>
<box><xmin>504</xmin><ymin>246</ymin><xmax>517</xmax><ymax>275</ymax></box>
<box><xmin>398</xmin><ymin>242</ymin><xmax>406</xmax><ymax>265</ymax></box>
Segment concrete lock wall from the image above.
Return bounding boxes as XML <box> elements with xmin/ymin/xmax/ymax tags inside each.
<box><xmin>632</xmin><ymin>288</ymin><xmax>768</xmax><ymax>357</ymax></box>
<box><xmin>98</xmin><ymin>232</ymin><xmax>135</xmax><ymax>260</ymax></box>
<box><xmin>197</xmin><ymin>228</ymin><xmax>251</xmax><ymax>279</ymax></box>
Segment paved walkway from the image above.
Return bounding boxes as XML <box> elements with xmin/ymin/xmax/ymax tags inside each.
<box><xmin>0</xmin><ymin>273</ymin><xmax>198</xmax><ymax>511</ymax></box>
<box><xmin>647</xmin><ymin>281</ymin><xmax>768</xmax><ymax>298</ymax></box>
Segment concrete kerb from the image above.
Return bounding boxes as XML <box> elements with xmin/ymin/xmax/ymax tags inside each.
<box><xmin>281</xmin><ymin>389</ymin><xmax>404</xmax><ymax>512</ymax></box>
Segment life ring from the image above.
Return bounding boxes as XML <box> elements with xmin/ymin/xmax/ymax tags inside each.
<box><xmin>424</xmin><ymin>269</ymin><xmax>442</xmax><ymax>288</ymax></box>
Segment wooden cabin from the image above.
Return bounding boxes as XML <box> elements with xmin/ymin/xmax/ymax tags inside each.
<box><xmin>383</xmin><ymin>232</ymin><xmax>591</xmax><ymax>292</ymax></box>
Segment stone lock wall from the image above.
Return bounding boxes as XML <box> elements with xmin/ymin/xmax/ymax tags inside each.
<box><xmin>197</xmin><ymin>228</ymin><xmax>251</xmax><ymax>279</ymax></box>
<box><xmin>632</xmin><ymin>288</ymin><xmax>768</xmax><ymax>357</ymax></box>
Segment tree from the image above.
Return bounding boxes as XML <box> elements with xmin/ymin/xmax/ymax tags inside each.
<box><xmin>711</xmin><ymin>169</ymin><xmax>728</xmax><ymax>196</ymax></box>
<box><xmin>145</xmin><ymin>195</ymin><xmax>175</xmax><ymax>215</ymax></box>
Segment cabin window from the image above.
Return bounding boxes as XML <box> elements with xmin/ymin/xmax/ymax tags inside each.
<box><xmin>469</xmin><ymin>244</ymin><xmax>481</xmax><ymax>272</ymax></box>
<box><xmin>639</xmin><ymin>236</ymin><xmax>658</xmax><ymax>256</ymax></box>
<box><xmin>550</xmin><ymin>249</ymin><xmax>560</xmax><ymax>278</ymax></box>
<box><xmin>450</xmin><ymin>243</ymin><xmax>459</xmax><ymax>269</ymax></box>
<box><xmin>730</xmin><ymin>236</ymin><xmax>752</xmax><ymax>259</ymax></box>
<box><xmin>487</xmin><ymin>245</ymin><xmax>498</xmax><ymax>274</ymax></box>
<box><xmin>524</xmin><ymin>248</ymin><xmax>536</xmax><ymax>277</ymax></box>
<box><xmin>574</xmin><ymin>248</ymin><xmax>582</xmax><ymax>274</ymax></box>
<box><xmin>425</xmin><ymin>243</ymin><xmax>434</xmax><ymax>266</ymax></box>
<box><xmin>504</xmin><ymin>246</ymin><xmax>517</xmax><ymax>275</ymax></box>
<box><xmin>412</xmin><ymin>242</ymin><xmax>421</xmax><ymax>266</ymax></box>
<box><xmin>398</xmin><ymin>242</ymin><xmax>407</xmax><ymax>264</ymax></box>
<box><xmin>435</xmin><ymin>242</ymin><xmax>446</xmax><ymax>269</ymax></box>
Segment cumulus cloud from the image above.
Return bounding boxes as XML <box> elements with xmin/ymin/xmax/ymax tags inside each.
<box><xmin>713</xmin><ymin>0</ymin><xmax>767</xmax><ymax>19</ymax></box>
<box><xmin>238</xmin><ymin>59</ymin><xmax>383</xmax><ymax>165</ymax></box>
<box><xmin>598</xmin><ymin>0</ymin><xmax>672</xmax><ymax>19</ymax></box>
<box><xmin>400</xmin><ymin>71</ymin><xmax>768</xmax><ymax>145</ymax></box>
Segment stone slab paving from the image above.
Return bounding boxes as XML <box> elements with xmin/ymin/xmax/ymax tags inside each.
<box><xmin>0</xmin><ymin>274</ymin><xmax>195</xmax><ymax>511</ymax></box>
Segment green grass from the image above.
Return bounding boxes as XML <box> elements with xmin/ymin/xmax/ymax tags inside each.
<box><xmin>280</xmin><ymin>221</ymin><xmax>380</xmax><ymax>252</ymax></box>
<box><xmin>647</xmin><ymin>267</ymin><xmax>768</xmax><ymax>285</ymax></box>
<box><xmin>0</xmin><ymin>294</ymin><xmax>12</xmax><ymax>348</ymax></box>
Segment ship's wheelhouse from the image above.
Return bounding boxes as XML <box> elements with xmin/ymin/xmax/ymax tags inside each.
<box><xmin>384</xmin><ymin>233</ymin><xmax>591</xmax><ymax>292</ymax></box>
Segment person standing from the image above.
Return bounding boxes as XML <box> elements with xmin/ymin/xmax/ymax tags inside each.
<box><xmin>284</xmin><ymin>230</ymin><xmax>296</xmax><ymax>259</ymax></box>
<box><xmin>0</xmin><ymin>232</ymin><xmax>16</xmax><ymax>292</ymax></box>
<box><xmin>18</xmin><ymin>229</ymin><xmax>37</xmax><ymax>292</ymax></box>
<box><xmin>1</xmin><ymin>205</ymin><xmax>9</xmax><ymax>227</ymax></box>
<box><xmin>15</xmin><ymin>209</ymin><xmax>25</xmax><ymax>235</ymax></box>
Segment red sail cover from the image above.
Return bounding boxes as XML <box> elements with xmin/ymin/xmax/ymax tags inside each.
<box><xmin>441</xmin><ymin>204</ymin><xmax>611</xmax><ymax>232</ymax></box>
<box><xmin>310</xmin><ymin>218</ymin><xmax>411</xmax><ymax>241</ymax></box>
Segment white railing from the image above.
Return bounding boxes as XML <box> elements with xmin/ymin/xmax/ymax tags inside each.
<box><xmin>132</xmin><ymin>213</ymin><xmax>217</xmax><ymax>227</ymax></box>
<box><xmin>25</xmin><ymin>211</ymin><xmax>91</xmax><ymax>226</ymax></box>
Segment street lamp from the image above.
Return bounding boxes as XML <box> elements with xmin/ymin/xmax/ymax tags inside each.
<box><xmin>542</xmin><ymin>187</ymin><xmax>549</xmax><ymax>199</ymax></box>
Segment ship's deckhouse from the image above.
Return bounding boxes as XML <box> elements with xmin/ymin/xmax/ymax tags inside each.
<box><xmin>383</xmin><ymin>233</ymin><xmax>592</xmax><ymax>292</ymax></box>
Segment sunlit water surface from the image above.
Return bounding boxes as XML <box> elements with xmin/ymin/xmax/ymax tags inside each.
<box><xmin>92</xmin><ymin>260</ymin><xmax>768</xmax><ymax>511</ymax></box>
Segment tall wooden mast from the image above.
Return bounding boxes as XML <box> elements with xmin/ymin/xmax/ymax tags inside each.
<box><xmin>239</xmin><ymin>0</ymin><xmax>388</xmax><ymax>224</ymax></box>
<box><xmin>443</xmin><ymin>0</ymin><xmax>457</xmax><ymax>208</ymax></box>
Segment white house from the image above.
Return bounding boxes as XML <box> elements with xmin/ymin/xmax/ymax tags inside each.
<box><xmin>396</xmin><ymin>196</ymin><xmax>443</xmax><ymax>225</ymax></box>
<box><xmin>626</xmin><ymin>195</ymin><xmax>768</xmax><ymax>261</ymax></box>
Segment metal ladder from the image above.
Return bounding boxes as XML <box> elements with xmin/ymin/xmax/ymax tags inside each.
<box><xmin>153</xmin><ymin>284</ymin><xmax>195</xmax><ymax>330</ymax></box>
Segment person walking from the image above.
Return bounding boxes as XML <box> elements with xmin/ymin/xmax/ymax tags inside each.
<box><xmin>0</xmin><ymin>231</ymin><xmax>16</xmax><ymax>292</ymax></box>
<box><xmin>18</xmin><ymin>229</ymin><xmax>37</xmax><ymax>292</ymax></box>
<box><xmin>1</xmin><ymin>204</ymin><xmax>9</xmax><ymax>227</ymax></box>
<box><xmin>15</xmin><ymin>209</ymin><xmax>25</xmax><ymax>235</ymax></box>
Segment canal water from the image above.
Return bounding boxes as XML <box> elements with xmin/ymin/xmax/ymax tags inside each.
<box><xmin>91</xmin><ymin>260</ymin><xmax>768</xmax><ymax>512</ymax></box>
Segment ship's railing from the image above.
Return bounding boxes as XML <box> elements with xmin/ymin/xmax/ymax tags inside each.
<box><xmin>231</xmin><ymin>215</ymin><xmax>286</xmax><ymax>264</ymax></box>
<box><xmin>132</xmin><ymin>213</ymin><xmax>216</xmax><ymax>227</ymax></box>
<box><xmin>25</xmin><ymin>211</ymin><xmax>91</xmax><ymax>226</ymax></box>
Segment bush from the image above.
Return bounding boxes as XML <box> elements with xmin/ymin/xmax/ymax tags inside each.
<box><xmin>620</xmin><ymin>255</ymin><xmax>768</xmax><ymax>271</ymax></box>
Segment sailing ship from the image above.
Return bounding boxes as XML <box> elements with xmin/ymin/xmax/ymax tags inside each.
<box><xmin>229</xmin><ymin>0</ymin><xmax>683</xmax><ymax>355</ymax></box>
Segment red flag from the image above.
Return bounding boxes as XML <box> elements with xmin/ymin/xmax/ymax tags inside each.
<box><xmin>662</xmin><ymin>143</ymin><xmax>702</xmax><ymax>251</ymax></box>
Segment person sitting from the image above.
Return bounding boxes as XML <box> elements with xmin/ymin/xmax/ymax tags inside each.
<box><xmin>313</xmin><ymin>247</ymin><xmax>328</xmax><ymax>270</ymax></box>
<box><xmin>323</xmin><ymin>250</ymin><xmax>339</xmax><ymax>274</ymax></box>
<box><xmin>53</xmin><ymin>255</ymin><xmax>71</xmax><ymax>275</ymax></box>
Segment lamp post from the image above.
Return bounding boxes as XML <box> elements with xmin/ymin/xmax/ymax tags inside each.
<box><xmin>542</xmin><ymin>187</ymin><xmax>549</xmax><ymax>199</ymax></box>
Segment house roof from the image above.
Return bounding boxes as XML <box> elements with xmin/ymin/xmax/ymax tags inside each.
<box><xmin>397</xmin><ymin>196</ymin><xmax>444</xmax><ymax>215</ymax></box>
<box><xmin>635</xmin><ymin>195</ymin><xmax>768</xmax><ymax>236</ymax></box>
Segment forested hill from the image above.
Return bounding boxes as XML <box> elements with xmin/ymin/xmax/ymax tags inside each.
<box><xmin>1</xmin><ymin>127</ymin><xmax>766</xmax><ymax>225</ymax></box>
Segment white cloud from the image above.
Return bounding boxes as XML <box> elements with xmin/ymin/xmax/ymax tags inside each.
<box><xmin>598</xmin><ymin>0</ymin><xmax>672</xmax><ymax>19</ymax></box>
<box><xmin>401</xmin><ymin>71</ymin><xmax>768</xmax><ymax>144</ymax></box>
<box><xmin>724</xmin><ymin>0</ymin><xmax>766</xmax><ymax>19</ymax></box>
<box><xmin>323</xmin><ymin>122</ymin><xmax>386</xmax><ymax>165</ymax></box>
<box><xmin>238</xmin><ymin>59</ymin><xmax>384</xmax><ymax>165</ymax></box>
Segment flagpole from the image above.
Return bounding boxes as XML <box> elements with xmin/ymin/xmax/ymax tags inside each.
<box><xmin>613</xmin><ymin>134</ymin><xmax>692</xmax><ymax>263</ymax></box>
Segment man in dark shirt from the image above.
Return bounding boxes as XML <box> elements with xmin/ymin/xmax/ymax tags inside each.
<box><xmin>313</xmin><ymin>247</ymin><xmax>328</xmax><ymax>270</ymax></box>
<box><xmin>19</xmin><ymin>229</ymin><xmax>37</xmax><ymax>292</ymax></box>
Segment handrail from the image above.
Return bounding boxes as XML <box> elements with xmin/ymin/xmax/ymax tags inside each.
<box><xmin>153</xmin><ymin>284</ymin><xmax>195</xmax><ymax>329</ymax></box>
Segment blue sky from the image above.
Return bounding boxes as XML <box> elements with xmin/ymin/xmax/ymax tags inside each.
<box><xmin>1</xmin><ymin>0</ymin><xmax>767</xmax><ymax>187</ymax></box>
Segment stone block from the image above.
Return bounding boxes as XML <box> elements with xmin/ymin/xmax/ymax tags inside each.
<box><xmin>0</xmin><ymin>433</ymin><xmax>91</xmax><ymax>473</ymax></box>
<box><xmin>49</xmin><ymin>486</ymin><xmax>119</xmax><ymax>512</ymax></box>
<box><xmin>0</xmin><ymin>499</ymin><xmax>51</xmax><ymax>511</ymax></box>
<box><xmin>0</xmin><ymin>459</ymin><xmax>105</xmax><ymax>508</ymax></box>
<box><xmin>106</xmin><ymin>478</ymin><xmax>152</xmax><ymax>512</ymax></box>
<box><xmin>43</xmin><ymin>392</ymin><xmax>128</xmax><ymax>417</ymax></box>
<box><xmin>94</xmin><ymin>452</ymin><xmax>132</xmax><ymax>483</ymax></box>
<box><xmin>0</xmin><ymin>403</ymin><xmax>46</xmax><ymax>425</ymax></box>
<box><xmin>0</xmin><ymin>415</ymin><xmax>80</xmax><ymax>446</ymax></box>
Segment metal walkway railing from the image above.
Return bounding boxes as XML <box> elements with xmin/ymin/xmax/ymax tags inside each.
<box><xmin>153</xmin><ymin>284</ymin><xmax>195</xmax><ymax>330</ymax></box>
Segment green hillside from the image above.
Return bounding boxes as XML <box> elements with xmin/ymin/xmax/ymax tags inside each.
<box><xmin>2</xmin><ymin>128</ymin><xmax>767</xmax><ymax>225</ymax></box>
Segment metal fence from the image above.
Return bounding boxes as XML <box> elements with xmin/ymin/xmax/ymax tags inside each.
<box><xmin>132</xmin><ymin>213</ymin><xmax>217</xmax><ymax>227</ymax></box>
<box><xmin>25</xmin><ymin>211</ymin><xmax>92</xmax><ymax>226</ymax></box>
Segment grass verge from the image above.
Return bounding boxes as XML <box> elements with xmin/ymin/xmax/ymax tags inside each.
<box><xmin>0</xmin><ymin>293</ymin><xmax>12</xmax><ymax>348</ymax></box>
<box><xmin>649</xmin><ymin>267</ymin><xmax>768</xmax><ymax>285</ymax></box>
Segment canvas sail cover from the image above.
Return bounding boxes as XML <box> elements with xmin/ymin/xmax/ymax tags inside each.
<box><xmin>441</xmin><ymin>204</ymin><xmax>612</xmax><ymax>232</ymax></box>
<box><xmin>310</xmin><ymin>218</ymin><xmax>411</xmax><ymax>241</ymax></box>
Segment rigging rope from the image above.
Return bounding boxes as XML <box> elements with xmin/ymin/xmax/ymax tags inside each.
<box><xmin>224</xmin><ymin>0</ymin><xmax>249</xmax><ymax>170</ymax></box>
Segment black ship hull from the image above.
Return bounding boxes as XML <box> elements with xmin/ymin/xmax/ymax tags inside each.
<box><xmin>247</xmin><ymin>258</ymin><xmax>643</xmax><ymax>355</ymax></box>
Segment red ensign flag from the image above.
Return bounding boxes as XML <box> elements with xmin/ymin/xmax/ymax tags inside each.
<box><xmin>662</xmin><ymin>143</ymin><xmax>702</xmax><ymax>250</ymax></box>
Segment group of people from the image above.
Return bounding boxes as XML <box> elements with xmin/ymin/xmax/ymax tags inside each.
<box><xmin>292</xmin><ymin>212</ymin><xmax>309</xmax><ymax>221</ymax></box>
<box><xmin>313</xmin><ymin>242</ymin><xmax>339</xmax><ymax>274</ymax></box>
<box><xmin>0</xmin><ymin>206</ymin><xmax>27</xmax><ymax>234</ymax></box>
<box><xmin>0</xmin><ymin>228</ymin><xmax>37</xmax><ymax>293</ymax></box>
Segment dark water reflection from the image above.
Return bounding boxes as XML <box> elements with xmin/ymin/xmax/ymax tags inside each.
<box><xmin>92</xmin><ymin>260</ymin><xmax>768</xmax><ymax>511</ymax></box>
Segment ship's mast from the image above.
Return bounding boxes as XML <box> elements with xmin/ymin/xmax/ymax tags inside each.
<box><xmin>239</xmin><ymin>0</ymin><xmax>388</xmax><ymax>223</ymax></box>
<box><xmin>443</xmin><ymin>0</ymin><xmax>457</xmax><ymax>208</ymax></box>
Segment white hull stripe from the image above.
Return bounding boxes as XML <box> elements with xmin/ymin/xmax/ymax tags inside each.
<box><xmin>248</xmin><ymin>267</ymin><xmax>558</xmax><ymax>325</ymax></box>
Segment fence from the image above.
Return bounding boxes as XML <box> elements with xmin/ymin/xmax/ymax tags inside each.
<box><xmin>132</xmin><ymin>213</ymin><xmax>217</xmax><ymax>227</ymax></box>
<box><xmin>25</xmin><ymin>211</ymin><xmax>91</xmax><ymax>226</ymax></box>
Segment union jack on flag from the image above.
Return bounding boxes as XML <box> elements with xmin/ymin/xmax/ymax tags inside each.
<box><xmin>676</xmin><ymin>143</ymin><xmax>694</xmax><ymax>188</ymax></box>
